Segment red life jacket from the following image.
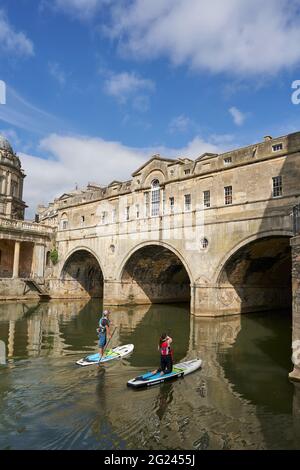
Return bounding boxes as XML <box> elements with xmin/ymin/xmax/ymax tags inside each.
<box><xmin>160</xmin><ymin>340</ymin><xmax>170</xmax><ymax>356</ymax></box>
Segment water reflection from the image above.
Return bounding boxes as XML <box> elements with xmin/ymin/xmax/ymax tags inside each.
<box><xmin>0</xmin><ymin>299</ymin><xmax>298</xmax><ymax>449</ymax></box>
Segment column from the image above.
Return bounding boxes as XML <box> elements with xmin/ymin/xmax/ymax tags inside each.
<box><xmin>12</xmin><ymin>241</ymin><xmax>20</xmax><ymax>278</ymax></box>
<box><xmin>7</xmin><ymin>172</ymin><xmax>11</xmax><ymax>196</ymax></box>
<box><xmin>33</xmin><ymin>243</ymin><xmax>45</xmax><ymax>278</ymax></box>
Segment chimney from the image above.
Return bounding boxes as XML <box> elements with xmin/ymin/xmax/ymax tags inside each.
<box><xmin>264</xmin><ymin>135</ymin><xmax>272</xmax><ymax>142</ymax></box>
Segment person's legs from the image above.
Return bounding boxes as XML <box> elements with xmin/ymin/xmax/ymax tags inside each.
<box><xmin>164</xmin><ymin>355</ymin><xmax>173</xmax><ymax>374</ymax></box>
<box><xmin>160</xmin><ymin>356</ymin><xmax>169</xmax><ymax>375</ymax></box>
<box><xmin>98</xmin><ymin>334</ymin><xmax>106</xmax><ymax>356</ymax></box>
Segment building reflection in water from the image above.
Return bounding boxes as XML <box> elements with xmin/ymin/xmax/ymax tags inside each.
<box><xmin>0</xmin><ymin>300</ymin><xmax>299</xmax><ymax>450</ymax></box>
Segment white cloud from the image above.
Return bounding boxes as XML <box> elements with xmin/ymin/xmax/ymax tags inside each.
<box><xmin>0</xmin><ymin>9</ymin><xmax>34</xmax><ymax>57</ymax></box>
<box><xmin>229</xmin><ymin>107</ymin><xmax>246</xmax><ymax>126</ymax></box>
<box><xmin>108</xmin><ymin>0</ymin><xmax>300</xmax><ymax>76</ymax></box>
<box><xmin>50</xmin><ymin>0</ymin><xmax>108</xmax><ymax>20</ymax></box>
<box><xmin>20</xmin><ymin>132</ymin><xmax>228</xmax><ymax>218</ymax></box>
<box><xmin>48</xmin><ymin>62</ymin><xmax>66</xmax><ymax>86</ymax></box>
<box><xmin>168</xmin><ymin>115</ymin><xmax>193</xmax><ymax>134</ymax></box>
<box><xmin>103</xmin><ymin>71</ymin><xmax>155</xmax><ymax>103</ymax></box>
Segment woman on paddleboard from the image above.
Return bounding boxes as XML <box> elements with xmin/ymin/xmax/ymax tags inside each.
<box><xmin>154</xmin><ymin>332</ymin><xmax>173</xmax><ymax>375</ymax></box>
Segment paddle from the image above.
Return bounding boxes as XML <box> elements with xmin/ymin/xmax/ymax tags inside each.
<box><xmin>98</xmin><ymin>326</ymin><xmax>117</xmax><ymax>364</ymax></box>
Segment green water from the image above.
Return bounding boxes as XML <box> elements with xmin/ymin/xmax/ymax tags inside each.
<box><xmin>0</xmin><ymin>300</ymin><xmax>299</xmax><ymax>450</ymax></box>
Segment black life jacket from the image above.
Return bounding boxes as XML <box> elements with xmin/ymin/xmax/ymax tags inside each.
<box><xmin>98</xmin><ymin>317</ymin><xmax>107</xmax><ymax>334</ymax></box>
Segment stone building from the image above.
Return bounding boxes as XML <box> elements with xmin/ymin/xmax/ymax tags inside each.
<box><xmin>0</xmin><ymin>136</ymin><xmax>53</xmax><ymax>299</ymax></box>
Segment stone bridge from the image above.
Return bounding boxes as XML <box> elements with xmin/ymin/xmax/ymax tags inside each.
<box><xmin>45</xmin><ymin>132</ymin><xmax>300</xmax><ymax>319</ymax></box>
<box><xmin>39</xmin><ymin>131</ymin><xmax>300</xmax><ymax>380</ymax></box>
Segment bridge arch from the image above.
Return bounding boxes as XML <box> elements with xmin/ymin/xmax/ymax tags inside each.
<box><xmin>60</xmin><ymin>247</ymin><xmax>104</xmax><ymax>298</ymax></box>
<box><xmin>214</xmin><ymin>229</ymin><xmax>293</xmax><ymax>284</ymax></box>
<box><xmin>215</xmin><ymin>230</ymin><xmax>293</xmax><ymax>313</ymax></box>
<box><xmin>118</xmin><ymin>241</ymin><xmax>192</xmax><ymax>305</ymax></box>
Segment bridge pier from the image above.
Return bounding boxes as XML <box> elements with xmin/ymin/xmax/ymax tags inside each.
<box><xmin>289</xmin><ymin>236</ymin><xmax>300</xmax><ymax>382</ymax></box>
<box><xmin>192</xmin><ymin>283</ymin><xmax>291</xmax><ymax>317</ymax></box>
<box><xmin>103</xmin><ymin>279</ymin><xmax>190</xmax><ymax>306</ymax></box>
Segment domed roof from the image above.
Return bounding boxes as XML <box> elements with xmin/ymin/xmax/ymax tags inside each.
<box><xmin>0</xmin><ymin>135</ymin><xmax>13</xmax><ymax>153</ymax></box>
<box><xmin>0</xmin><ymin>135</ymin><xmax>22</xmax><ymax>170</ymax></box>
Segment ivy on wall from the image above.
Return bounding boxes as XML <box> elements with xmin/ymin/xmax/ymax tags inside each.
<box><xmin>50</xmin><ymin>248</ymin><xmax>59</xmax><ymax>265</ymax></box>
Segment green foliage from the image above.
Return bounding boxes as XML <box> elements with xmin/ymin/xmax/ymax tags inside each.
<box><xmin>50</xmin><ymin>248</ymin><xmax>59</xmax><ymax>265</ymax></box>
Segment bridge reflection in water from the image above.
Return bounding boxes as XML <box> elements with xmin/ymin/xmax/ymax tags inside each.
<box><xmin>0</xmin><ymin>299</ymin><xmax>299</xmax><ymax>450</ymax></box>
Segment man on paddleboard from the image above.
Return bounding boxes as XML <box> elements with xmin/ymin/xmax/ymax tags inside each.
<box><xmin>97</xmin><ymin>309</ymin><xmax>111</xmax><ymax>357</ymax></box>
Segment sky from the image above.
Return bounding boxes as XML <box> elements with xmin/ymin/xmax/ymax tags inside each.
<box><xmin>1</xmin><ymin>0</ymin><xmax>300</xmax><ymax>218</ymax></box>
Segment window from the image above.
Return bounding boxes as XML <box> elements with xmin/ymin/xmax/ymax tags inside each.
<box><xmin>136</xmin><ymin>204</ymin><xmax>140</xmax><ymax>219</ymax></box>
<box><xmin>184</xmin><ymin>194</ymin><xmax>191</xmax><ymax>211</ymax></box>
<box><xmin>203</xmin><ymin>190</ymin><xmax>210</xmax><ymax>208</ymax></box>
<box><xmin>184</xmin><ymin>169</ymin><xmax>191</xmax><ymax>175</ymax></box>
<box><xmin>112</xmin><ymin>209</ymin><xmax>116</xmax><ymax>223</ymax></box>
<box><xmin>272</xmin><ymin>143</ymin><xmax>283</xmax><ymax>152</ymax></box>
<box><xmin>102</xmin><ymin>211</ymin><xmax>108</xmax><ymax>224</ymax></box>
<box><xmin>151</xmin><ymin>179</ymin><xmax>160</xmax><ymax>217</ymax></box>
<box><xmin>144</xmin><ymin>192</ymin><xmax>150</xmax><ymax>217</ymax></box>
<box><xmin>126</xmin><ymin>206</ymin><xmax>130</xmax><ymax>221</ymax></box>
<box><xmin>80</xmin><ymin>216</ymin><xmax>85</xmax><ymax>227</ymax></box>
<box><xmin>61</xmin><ymin>214</ymin><xmax>68</xmax><ymax>230</ymax></box>
<box><xmin>200</xmin><ymin>238</ymin><xmax>209</xmax><ymax>249</ymax></box>
<box><xmin>224</xmin><ymin>186</ymin><xmax>232</xmax><ymax>205</ymax></box>
<box><xmin>272</xmin><ymin>176</ymin><xmax>282</xmax><ymax>197</ymax></box>
<box><xmin>11</xmin><ymin>181</ymin><xmax>18</xmax><ymax>198</ymax></box>
<box><xmin>224</xmin><ymin>157</ymin><xmax>232</xmax><ymax>165</ymax></box>
<box><xmin>169</xmin><ymin>197</ymin><xmax>175</xmax><ymax>214</ymax></box>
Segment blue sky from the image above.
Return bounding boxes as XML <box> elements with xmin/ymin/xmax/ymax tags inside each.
<box><xmin>1</xmin><ymin>0</ymin><xmax>300</xmax><ymax>217</ymax></box>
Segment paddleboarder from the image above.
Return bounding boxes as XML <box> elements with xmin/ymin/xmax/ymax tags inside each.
<box><xmin>97</xmin><ymin>309</ymin><xmax>111</xmax><ymax>357</ymax></box>
<box><xmin>153</xmin><ymin>332</ymin><xmax>173</xmax><ymax>376</ymax></box>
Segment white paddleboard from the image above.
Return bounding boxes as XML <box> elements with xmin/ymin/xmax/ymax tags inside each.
<box><xmin>76</xmin><ymin>344</ymin><xmax>134</xmax><ymax>366</ymax></box>
<box><xmin>127</xmin><ymin>358</ymin><xmax>202</xmax><ymax>388</ymax></box>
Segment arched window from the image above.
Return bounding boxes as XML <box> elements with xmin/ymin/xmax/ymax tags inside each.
<box><xmin>151</xmin><ymin>179</ymin><xmax>160</xmax><ymax>217</ymax></box>
<box><xmin>61</xmin><ymin>213</ymin><xmax>68</xmax><ymax>230</ymax></box>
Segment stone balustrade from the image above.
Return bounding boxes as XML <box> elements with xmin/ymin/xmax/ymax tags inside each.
<box><xmin>0</xmin><ymin>216</ymin><xmax>54</xmax><ymax>235</ymax></box>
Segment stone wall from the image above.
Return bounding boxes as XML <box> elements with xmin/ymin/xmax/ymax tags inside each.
<box><xmin>290</xmin><ymin>235</ymin><xmax>300</xmax><ymax>382</ymax></box>
<box><xmin>0</xmin><ymin>279</ymin><xmax>40</xmax><ymax>300</ymax></box>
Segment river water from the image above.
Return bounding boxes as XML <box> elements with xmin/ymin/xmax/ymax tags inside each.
<box><xmin>0</xmin><ymin>299</ymin><xmax>299</xmax><ymax>450</ymax></box>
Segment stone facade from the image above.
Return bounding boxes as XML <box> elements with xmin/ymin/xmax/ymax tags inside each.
<box><xmin>290</xmin><ymin>235</ymin><xmax>300</xmax><ymax>381</ymax></box>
